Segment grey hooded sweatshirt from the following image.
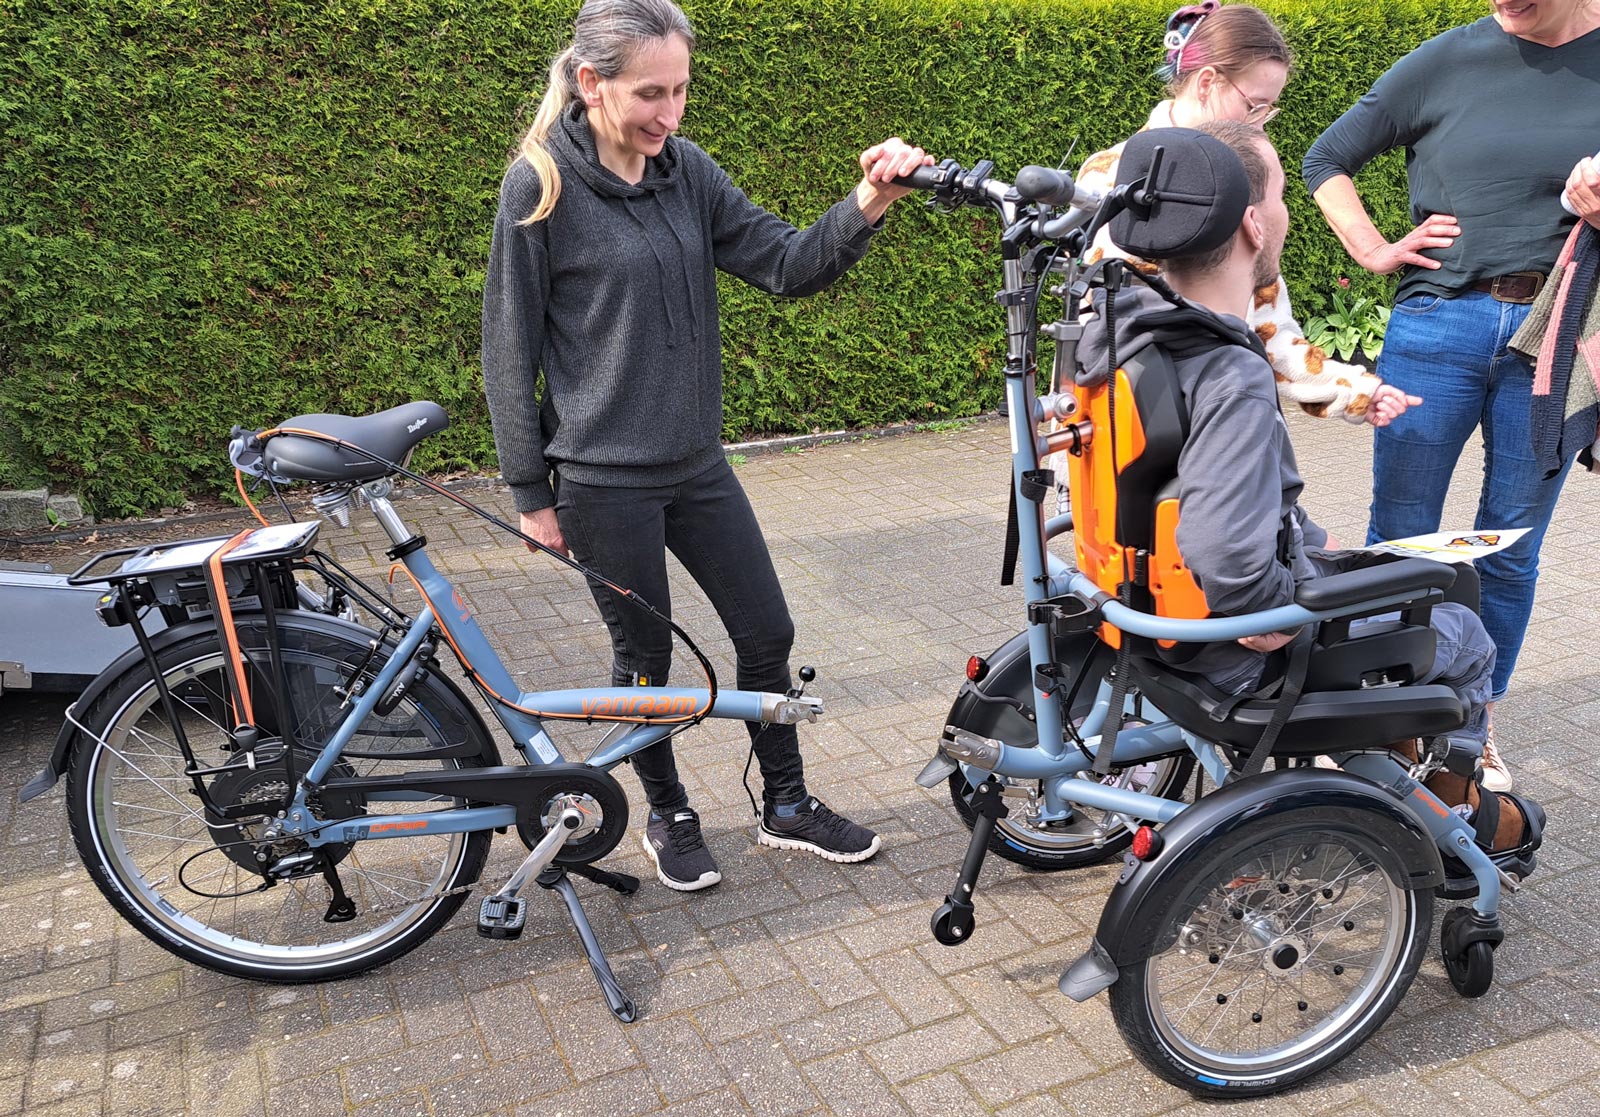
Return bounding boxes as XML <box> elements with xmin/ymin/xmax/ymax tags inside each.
<box><xmin>1077</xmin><ymin>283</ymin><xmax>1328</xmax><ymax>691</ymax></box>
<box><xmin>481</xmin><ymin>105</ymin><xmax>880</xmax><ymax>513</ymax></box>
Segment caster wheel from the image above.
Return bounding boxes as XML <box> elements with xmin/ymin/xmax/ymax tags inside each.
<box><xmin>1441</xmin><ymin>908</ymin><xmax>1496</xmax><ymax>998</ymax></box>
<box><xmin>931</xmin><ymin>902</ymin><xmax>974</xmax><ymax>946</ymax></box>
<box><xmin>1444</xmin><ymin>940</ymin><xmax>1494</xmax><ymax>997</ymax></box>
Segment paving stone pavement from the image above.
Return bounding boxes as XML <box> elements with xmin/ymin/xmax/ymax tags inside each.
<box><xmin>3</xmin><ymin>411</ymin><xmax>1599</xmax><ymax>1117</ymax></box>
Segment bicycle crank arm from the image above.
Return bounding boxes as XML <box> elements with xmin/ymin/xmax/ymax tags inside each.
<box><xmin>493</xmin><ymin>807</ymin><xmax>586</xmax><ymax>903</ymax></box>
<box><xmin>477</xmin><ymin>806</ymin><xmax>586</xmax><ymax>942</ymax></box>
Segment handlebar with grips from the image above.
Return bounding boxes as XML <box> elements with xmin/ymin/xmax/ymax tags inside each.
<box><xmin>893</xmin><ymin>158</ymin><xmax>1104</xmax><ymax>242</ymax></box>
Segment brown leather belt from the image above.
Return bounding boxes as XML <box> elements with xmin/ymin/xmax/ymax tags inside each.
<box><xmin>1471</xmin><ymin>271</ymin><xmax>1546</xmax><ymax>304</ymax></box>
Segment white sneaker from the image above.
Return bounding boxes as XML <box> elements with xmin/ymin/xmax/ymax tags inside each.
<box><xmin>1480</xmin><ymin>729</ymin><xmax>1514</xmax><ymax>793</ymax></box>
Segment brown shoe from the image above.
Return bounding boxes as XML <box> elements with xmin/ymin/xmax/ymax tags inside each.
<box><xmin>1391</xmin><ymin>739</ymin><xmax>1533</xmax><ymax>854</ymax></box>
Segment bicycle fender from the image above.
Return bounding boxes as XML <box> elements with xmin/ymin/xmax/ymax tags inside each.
<box><xmin>21</xmin><ymin>617</ymin><xmax>223</xmax><ymax>803</ymax></box>
<box><xmin>19</xmin><ymin>610</ymin><xmax>501</xmax><ymax>803</ymax></box>
<box><xmin>943</xmin><ymin>626</ymin><xmax>1113</xmax><ymax>749</ymax></box>
<box><xmin>1091</xmin><ymin>768</ymin><xmax>1444</xmax><ymax>971</ymax></box>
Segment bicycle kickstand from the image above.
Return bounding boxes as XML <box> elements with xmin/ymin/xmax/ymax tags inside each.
<box><xmin>538</xmin><ymin>867</ymin><xmax>637</xmax><ymax>1023</ymax></box>
<box><xmin>475</xmin><ymin>807</ymin><xmax>639</xmax><ymax>1022</ymax></box>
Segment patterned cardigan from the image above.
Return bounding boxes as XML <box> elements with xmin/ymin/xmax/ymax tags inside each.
<box><xmin>1073</xmin><ymin>102</ymin><xmax>1381</xmax><ymax>423</ymax></box>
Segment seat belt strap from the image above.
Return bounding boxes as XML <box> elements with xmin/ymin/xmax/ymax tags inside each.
<box><xmin>1235</xmin><ymin>626</ymin><xmax>1313</xmax><ymax>780</ymax></box>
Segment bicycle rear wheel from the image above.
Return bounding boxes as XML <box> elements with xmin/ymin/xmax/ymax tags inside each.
<box><xmin>67</xmin><ymin>614</ymin><xmax>496</xmax><ymax>982</ymax></box>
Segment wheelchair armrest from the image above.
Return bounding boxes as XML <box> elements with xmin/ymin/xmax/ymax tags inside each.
<box><xmin>1294</xmin><ymin>558</ymin><xmax>1456</xmax><ymax>612</ymax></box>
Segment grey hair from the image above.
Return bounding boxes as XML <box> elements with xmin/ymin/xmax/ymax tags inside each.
<box><xmin>517</xmin><ymin>0</ymin><xmax>696</xmax><ymax>224</ymax></box>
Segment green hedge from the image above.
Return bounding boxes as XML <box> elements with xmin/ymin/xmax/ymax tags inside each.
<box><xmin>1</xmin><ymin>0</ymin><xmax>1483</xmax><ymax>514</ymax></box>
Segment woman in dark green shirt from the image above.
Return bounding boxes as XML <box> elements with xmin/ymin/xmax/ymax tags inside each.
<box><xmin>1303</xmin><ymin>0</ymin><xmax>1600</xmax><ymax>793</ymax></box>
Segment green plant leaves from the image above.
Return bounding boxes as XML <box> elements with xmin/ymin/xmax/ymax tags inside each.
<box><xmin>0</xmin><ymin>0</ymin><xmax>1476</xmax><ymax>514</ymax></box>
<box><xmin>1305</xmin><ymin>287</ymin><xmax>1389</xmax><ymax>362</ymax></box>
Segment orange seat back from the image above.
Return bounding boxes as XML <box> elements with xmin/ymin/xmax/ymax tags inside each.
<box><xmin>1064</xmin><ymin>346</ymin><xmax>1208</xmax><ymax>651</ymax></box>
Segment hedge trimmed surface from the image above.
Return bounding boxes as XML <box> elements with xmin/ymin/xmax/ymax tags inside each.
<box><xmin>1</xmin><ymin>0</ymin><xmax>1481</xmax><ymax>514</ymax></box>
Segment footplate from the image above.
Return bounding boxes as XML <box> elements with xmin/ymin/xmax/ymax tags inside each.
<box><xmin>477</xmin><ymin>895</ymin><xmax>528</xmax><ymax>940</ymax></box>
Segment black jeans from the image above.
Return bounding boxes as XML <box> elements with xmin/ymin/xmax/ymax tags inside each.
<box><xmin>554</xmin><ymin>458</ymin><xmax>806</xmax><ymax>814</ymax></box>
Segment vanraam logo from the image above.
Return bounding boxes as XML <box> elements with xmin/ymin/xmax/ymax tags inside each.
<box><xmin>452</xmin><ymin>587</ymin><xmax>472</xmax><ymax>625</ymax></box>
<box><xmin>581</xmin><ymin>695</ymin><xmax>696</xmax><ymax>717</ymax></box>
<box><xmin>368</xmin><ymin>820</ymin><xmax>429</xmax><ymax>835</ymax></box>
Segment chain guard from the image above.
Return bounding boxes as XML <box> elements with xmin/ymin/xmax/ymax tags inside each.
<box><xmin>516</xmin><ymin>770</ymin><xmax>629</xmax><ymax>866</ymax></box>
<box><xmin>309</xmin><ymin>760</ymin><xmax>631</xmax><ymax>869</ymax></box>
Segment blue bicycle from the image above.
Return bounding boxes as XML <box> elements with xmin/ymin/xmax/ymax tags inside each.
<box><xmin>22</xmin><ymin>409</ymin><xmax>823</xmax><ymax>1021</ymax></box>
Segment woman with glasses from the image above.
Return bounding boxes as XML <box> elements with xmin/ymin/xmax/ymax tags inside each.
<box><xmin>1070</xmin><ymin>2</ymin><xmax>1418</xmax><ymax>426</ymax></box>
<box><xmin>1304</xmin><ymin>0</ymin><xmax>1600</xmax><ymax>794</ymax></box>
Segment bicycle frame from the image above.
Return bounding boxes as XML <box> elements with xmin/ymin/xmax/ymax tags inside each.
<box><xmin>235</xmin><ymin>489</ymin><xmax>821</xmax><ymax>850</ymax></box>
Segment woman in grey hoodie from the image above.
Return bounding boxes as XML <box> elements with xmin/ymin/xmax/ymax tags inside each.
<box><xmin>481</xmin><ymin>0</ymin><xmax>929</xmax><ymax>892</ymax></box>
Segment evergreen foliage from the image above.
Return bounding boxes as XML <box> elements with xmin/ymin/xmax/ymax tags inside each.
<box><xmin>0</xmin><ymin>0</ymin><xmax>1483</xmax><ymax>513</ymax></box>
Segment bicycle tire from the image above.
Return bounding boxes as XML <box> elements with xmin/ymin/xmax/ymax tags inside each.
<box><xmin>1107</xmin><ymin>810</ymin><xmax>1431</xmax><ymax>1097</ymax></box>
<box><xmin>66</xmin><ymin>613</ymin><xmax>496</xmax><ymax>983</ymax></box>
<box><xmin>945</xmin><ymin>629</ymin><xmax>1192</xmax><ymax>869</ymax></box>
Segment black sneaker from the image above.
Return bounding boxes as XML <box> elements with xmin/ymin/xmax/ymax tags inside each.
<box><xmin>642</xmin><ymin>808</ymin><xmax>722</xmax><ymax>892</ymax></box>
<box><xmin>757</xmin><ymin>797</ymin><xmax>881</xmax><ymax>863</ymax></box>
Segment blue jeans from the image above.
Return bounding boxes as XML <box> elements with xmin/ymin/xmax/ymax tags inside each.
<box><xmin>1370</xmin><ymin>290</ymin><xmax>1576</xmax><ymax>700</ymax></box>
<box><xmin>553</xmin><ymin>458</ymin><xmax>807</xmax><ymax>813</ymax></box>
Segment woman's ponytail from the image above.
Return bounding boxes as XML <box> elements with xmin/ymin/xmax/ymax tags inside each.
<box><xmin>517</xmin><ymin>47</ymin><xmax>576</xmax><ymax>225</ymax></box>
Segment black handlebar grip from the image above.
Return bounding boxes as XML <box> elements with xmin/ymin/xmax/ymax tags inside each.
<box><xmin>1014</xmin><ymin>165</ymin><xmax>1079</xmax><ymax>206</ymax></box>
<box><xmin>890</xmin><ymin>164</ymin><xmax>947</xmax><ymax>190</ymax></box>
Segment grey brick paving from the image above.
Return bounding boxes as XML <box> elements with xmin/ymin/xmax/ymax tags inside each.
<box><xmin>5</xmin><ymin>413</ymin><xmax>1600</xmax><ymax>1114</ymax></box>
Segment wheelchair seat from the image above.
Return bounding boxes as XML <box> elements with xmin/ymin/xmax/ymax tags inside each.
<box><xmin>1063</xmin><ymin>336</ymin><xmax>1469</xmax><ymax>760</ymax></box>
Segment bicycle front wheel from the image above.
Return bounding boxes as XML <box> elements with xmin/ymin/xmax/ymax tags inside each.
<box><xmin>1108</xmin><ymin>814</ymin><xmax>1430</xmax><ymax>1097</ymax></box>
<box><xmin>66</xmin><ymin>614</ymin><xmax>496</xmax><ymax>982</ymax></box>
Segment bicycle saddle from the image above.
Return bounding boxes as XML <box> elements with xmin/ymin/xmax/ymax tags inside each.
<box><xmin>261</xmin><ymin>401</ymin><xmax>449</xmax><ymax>483</ymax></box>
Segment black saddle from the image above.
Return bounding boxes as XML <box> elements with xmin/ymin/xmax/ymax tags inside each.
<box><xmin>261</xmin><ymin>402</ymin><xmax>448</xmax><ymax>483</ymax></box>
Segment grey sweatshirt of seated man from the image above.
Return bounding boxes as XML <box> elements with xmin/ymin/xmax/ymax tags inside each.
<box><xmin>481</xmin><ymin>104</ymin><xmax>881</xmax><ymax>515</ymax></box>
<box><xmin>1076</xmin><ymin>282</ymin><xmax>1495</xmax><ymax>743</ymax></box>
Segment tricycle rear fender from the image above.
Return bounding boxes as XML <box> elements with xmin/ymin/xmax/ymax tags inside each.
<box><xmin>1093</xmin><ymin>768</ymin><xmax>1444</xmax><ymax>969</ymax></box>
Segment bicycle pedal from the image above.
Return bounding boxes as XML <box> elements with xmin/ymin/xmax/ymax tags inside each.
<box><xmin>477</xmin><ymin>895</ymin><xmax>527</xmax><ymax>940</ymax></box>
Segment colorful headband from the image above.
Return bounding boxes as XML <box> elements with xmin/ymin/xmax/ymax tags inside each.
<box><xmin>1158</xmin><ymin>1</ymin><xmax>1221</xmax><ymax>81</ymax></box>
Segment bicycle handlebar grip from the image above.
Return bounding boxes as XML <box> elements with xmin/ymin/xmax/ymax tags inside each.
<box><xmin>890</xmin><ymin>164</ymin><xmax>948</xmax><ymax>190</ymax></box>
<box><xmin>1014</xmin><ymin>165</ymin><xmax>1079</xmax><ymax>206</ymax></box>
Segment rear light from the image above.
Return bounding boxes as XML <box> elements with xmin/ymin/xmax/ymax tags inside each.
<box><xmin>1131</xmin><ymin>825</ymin><xmax>1164</xmax><ymax>862</ymax></box>
<box><xmin>966</xmin><ymin>655</ymin><xmax>989</xmax><ymax>683</ymax></box>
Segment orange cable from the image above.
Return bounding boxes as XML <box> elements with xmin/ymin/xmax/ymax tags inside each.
<box><xmin>251</xmin><ymin>425</ymin><xmax>712</xmax><ymax>724</ymax></box>
<box><xmin>207</xmin><ymin>531</ymin><xmax>259</xmax><ymax>728</ymax></box>
<box><xmin>236</xmin><ymin>469</ymin><xmax>271</xmax><ymax>528</ymax></box>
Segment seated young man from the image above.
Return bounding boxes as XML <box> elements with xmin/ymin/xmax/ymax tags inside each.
<box><xmin>1076</xmin><ymin>121</ymin><xmax>1538</xmax><ymax>856</ymax></box>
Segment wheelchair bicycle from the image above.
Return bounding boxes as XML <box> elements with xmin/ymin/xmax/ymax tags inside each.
<box><xmin>895</xmin><ymin>154</ymin><xmax>1545</xmax><ymax>1097</ymax></box>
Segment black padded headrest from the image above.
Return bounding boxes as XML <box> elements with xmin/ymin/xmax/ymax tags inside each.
<box><xmin>1109</xmin><ymin>128</ymin><xmax>1250</xmax><ymax>259</ymax></box>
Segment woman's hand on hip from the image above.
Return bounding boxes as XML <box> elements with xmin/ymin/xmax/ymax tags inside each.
<box><xmin>1367</xmin><ymin>383</ymin><xmax>1423</xmax><ymax>427</ymax></box>
<box><xmin>854</xmin><ymin>137</ymin><xmax>934</xmax><ymax>223</ymax></box>
<box><xmin>520</xmin><ymin>508</ymin><xmax>568</xmax><ymax>557</ymax></box>
<box><xmin>1565</xmin><ymin>156</ymin><xmax>1600</xmax><ymax>229</ymax></box>
<box><xmin>1357</xmin><ymin>213</ymin><xmax>1459</xmax><ymax>275</ymax></box>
